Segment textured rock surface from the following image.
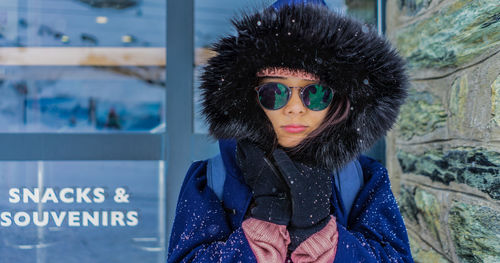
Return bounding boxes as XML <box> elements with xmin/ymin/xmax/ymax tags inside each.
<box><xmin>387</xmin><ymin>0</ymin><xmax>500</xmax><ymax>262</ymax></box>
<box><xmin>393</xmin><ymin>0</ymin><xmax>500</xmax><ymax>69</ymax></box>
<box><xmin>397</xmin><ymin>148</ymin><xmax>500</xmax><ymax>199</ymax></box>
<box><xmin>408</xmin><ymin>234</ymin><xmax>450</xmax><ymax>263</ymax></box>
<box><xmin>449</xmin><ymin>202</ymin><xmax>500</xmax><ymax>263</ymax></box>
<box><xmin>396</xmin><ymin>89</ymin><xmax>447</xmax><ymax>140</ymax></box>
<box><xmin>399</xmin><ymin>185</ymin><xmax>419</xmax><ymax>223</ymax></box>
<box><xmin>449</xmin><ymin>74</ymin><xmax>469</xmax><ymax>129</ymax></box>
<box><xmin>491</xmin><ymin>75</ymin><xmax>500</xmax><ymax>126</ymax></box>
<box><xmin>399</xmin><ymin>185</ymin><xmax>447</xmax><ymax>252</ymax></box>
<box><xmin>414</xmin><ymin>188</ymin><xmax>442</xmax><ymax>242</ymax></box>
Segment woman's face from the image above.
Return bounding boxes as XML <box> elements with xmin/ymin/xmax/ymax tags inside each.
<box><xmin>258</xmin><ymin>76</ymin><xmax>330</xmax><ymax>148</ymax></box>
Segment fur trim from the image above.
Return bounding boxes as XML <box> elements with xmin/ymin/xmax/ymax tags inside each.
<box><xmin>256</xmin><ymin>67</ymin><xmax>320</xmax><ymax>81</ymax></box>
<box><xmin>200</xmin><ymin>3</ymin><xmax>409</xmax><ymax>171</ymax></box>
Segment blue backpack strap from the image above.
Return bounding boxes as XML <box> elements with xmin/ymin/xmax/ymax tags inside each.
<box><xmin>333</xmin><ymin>159</ymin><xmax>364</xmax><ymax>218</ymax></box>
<box><xmin>206</xmin><ymin>154</ymin><xmax>226</xmax><ymax>201</ymax></box>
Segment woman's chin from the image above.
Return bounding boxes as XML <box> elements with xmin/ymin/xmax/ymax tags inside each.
<box><xmin>278</xmin><ymin>138</ymin><xmax>303</xmax><ymax>148</ymax></box>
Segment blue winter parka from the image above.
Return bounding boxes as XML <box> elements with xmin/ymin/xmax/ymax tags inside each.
<box><xmin>167</xmin><ymin>139</ymin><xmax>414</xmax><ymax>262</ymax></box>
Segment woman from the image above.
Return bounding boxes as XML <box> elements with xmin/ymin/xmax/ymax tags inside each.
<box><xmin>167</xmin><ymin>1</ymin><xmax>413</xmax><ymax>262</ymax></box>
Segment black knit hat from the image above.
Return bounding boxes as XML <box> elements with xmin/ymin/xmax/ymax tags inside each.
<box><xmin>200</xmin><ymin>2</ymin><xmax>408</xmax><ymax>171</ymax></box>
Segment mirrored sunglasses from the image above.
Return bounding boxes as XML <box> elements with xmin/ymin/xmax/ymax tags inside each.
<box><xmin>255</xmin><ymin>82</ymin><xmax>334</xmax><ymax>111</ymax></box>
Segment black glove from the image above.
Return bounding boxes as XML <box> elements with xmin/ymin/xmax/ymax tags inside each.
<box><xmin>272</xmin><ymin>148</ymin><xmax>333</xmax><ymax>251</ymax></box>
<box><xmin>236</xmin><ymin>140</ymin><xmax>291</xmax><ymax>225</ymax></box>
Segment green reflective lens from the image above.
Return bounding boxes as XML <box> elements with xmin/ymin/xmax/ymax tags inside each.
<box><xmin>274</xmin><ymin>83</ymin><xmax>288</xmax><ymax>109</ymax></box>
<box><xmin>304</xmin><ymin>84</ymin><xmax>333</xmax><ymax>111</ymax></box>
<box><xmin>258</xmin><ymin>83</ymin><xmax>290</xmax><ymax>110</ymax></box>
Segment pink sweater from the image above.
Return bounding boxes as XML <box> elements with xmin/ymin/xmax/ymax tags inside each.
<box><xmin>242</xmin><ymin>215</ymin><xmax>338</xmax><ymax>263</ymax></box>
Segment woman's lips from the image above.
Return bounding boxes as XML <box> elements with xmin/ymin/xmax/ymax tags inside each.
<box><xmin>282</xmin><ymin>125</ymin><xmax>307</xmax><ymax>133</ymax></box>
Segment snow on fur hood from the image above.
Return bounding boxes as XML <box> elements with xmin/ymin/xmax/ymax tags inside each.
<box><xmin>200</xmin><ymin>2</ymin><xmax>409</xmax><ymax>171</ymax></box>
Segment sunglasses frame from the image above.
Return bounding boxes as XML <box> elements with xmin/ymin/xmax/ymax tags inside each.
<box><xmin>254</xmin><ymin>82</ymin><xmax>334</xmax><ymax>111</ymax></box>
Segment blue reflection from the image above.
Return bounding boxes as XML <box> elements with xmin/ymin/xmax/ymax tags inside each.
<box><xmin>0</xmin><ymin>0</ymin><xmax>165</xmax><ymax>47</ymax></box>
<box><xmin>0</xmin><ymin>0</ymin><xmax>166</xmax><ymax>132</ymax></box>
<box><xmin>0</xmin><ymin>66</ymin><xmax>164</xmax><ymax>132</ymax></box>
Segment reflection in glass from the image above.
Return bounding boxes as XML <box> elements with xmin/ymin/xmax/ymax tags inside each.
<box><xmin>193</xmin><ymin>0</ymin><xmax>262</xmax><ymax>134</ymax></box>
<box><xmin>0</xmin><ymin>66</ymin><xmax>165</xmax><ymax>132</ymax></box>
<box><xmin>345</xmin><ymin>0</ymin><xmax>377</xmax><ymax>25</ymax></box>
<box><xmin>0</xmin><ymin>0</ymin><xmax>165</xmax><ymax>47</ymax></box>
<box><xmin>0</xmin><ymin>0</ymin><xmax>166</xmax><ymax>133</ymax></box>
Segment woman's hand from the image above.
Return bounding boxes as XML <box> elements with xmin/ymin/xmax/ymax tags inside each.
<box><xmin>272</xmin><ymin>148</ymin><xmax>333</xmax><ymax>251</ymax></box>
<box><xmin>236</xmin><ymin>140</ymin><xmax>291</xmax><ymax>225</ymax></box>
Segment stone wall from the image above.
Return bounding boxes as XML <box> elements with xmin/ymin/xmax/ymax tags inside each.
<box><xmin>385</xmin><ymin>0</ymin><xmax>500</xmax><ymax>262</ymax></box>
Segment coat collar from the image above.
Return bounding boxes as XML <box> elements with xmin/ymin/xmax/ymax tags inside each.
<box><xmin>219</xmin><ymin>139</ymin><xmax>253</xmax><ymax>229</ymax></box>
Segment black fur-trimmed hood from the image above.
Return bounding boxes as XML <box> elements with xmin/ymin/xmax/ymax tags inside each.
<box><xmin>200</xmin><ymin>3</ymin><xmax>408</xmax><ymax>171</ymax></box>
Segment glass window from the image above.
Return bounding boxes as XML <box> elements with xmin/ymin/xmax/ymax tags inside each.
<box><xmin>193</xmin><ymin>0</ymin><xmax>262</xmax><ymax>134</ymax></box>
<box><xmin>0</xmin><ymin>0</ymin><xmax>166</xmax><ymax>133</ymax></box>
<box><xmin>345</xmin><ymin>0</ymin><xmax>377</xmax><ymax>25</ymax></box>
<box><xmin>0</xmin><ymin>1</ymin><xmax>167</xmax><ymax>262</ymax></box>
<box><xmin>0</xmin><ymin>161</ymin><xmax>165</xmax><ymax>263</ymax></box>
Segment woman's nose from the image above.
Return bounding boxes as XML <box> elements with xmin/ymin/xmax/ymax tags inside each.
<box><xmin>283</xmin><ymin>89</ymin><xmax>306</xmax><ymax>115</ymax></box>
